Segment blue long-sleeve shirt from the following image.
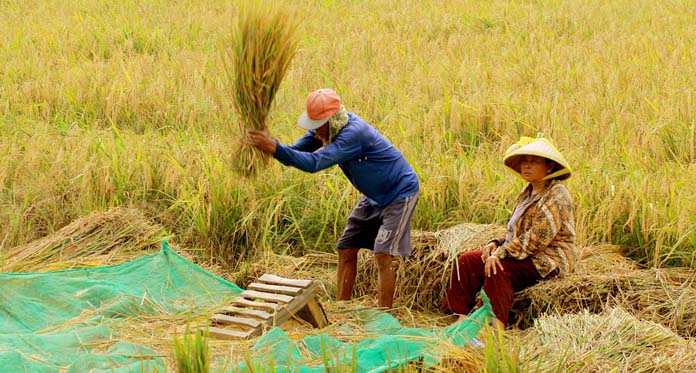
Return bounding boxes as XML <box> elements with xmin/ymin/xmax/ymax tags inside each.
<box><xmin>273</xmin><ymin>113</ymin><xmax>419</xmax><ymax>208</ymax></box>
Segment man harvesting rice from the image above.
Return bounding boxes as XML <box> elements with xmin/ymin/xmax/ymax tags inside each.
<box><xmin>247</xmin><ymin>88</ymin><xmax>420</xmax><ymax>309</ymax></box>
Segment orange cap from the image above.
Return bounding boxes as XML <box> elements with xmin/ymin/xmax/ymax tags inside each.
<box><xmin>298</xmin><ymin>88</ymin><xmax>341</xmax><ymax>130</ymax></box>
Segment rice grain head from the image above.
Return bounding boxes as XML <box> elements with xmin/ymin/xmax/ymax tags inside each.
<box><xmin>223</xmin><ymin>2</ymin><xmax>299</xmax><ymax>177</ymax></box>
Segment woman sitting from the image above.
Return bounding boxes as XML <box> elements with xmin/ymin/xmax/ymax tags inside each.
<box><xmin>444</xmin><ymin>136</ymin><xmax>577</xmax><ymax>329</ymax></box>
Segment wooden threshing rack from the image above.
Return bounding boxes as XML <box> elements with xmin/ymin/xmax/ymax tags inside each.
<box><xmin>203</xmin><ymin>274</ymin><xmax>328</xmax><ymax>340</ymax></box>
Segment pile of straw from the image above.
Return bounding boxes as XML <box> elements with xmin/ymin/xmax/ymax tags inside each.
<box><xmin>353</xmin><ymin>223</ymin><xmax>507</xmax><ymax>312</ymax></box>
<box><xmin>520</xmin><ymin>307</ymin><xmax>696</xmax><ymax>371</ymax></box>
<box><xmin>510</xmin><ymin>245</ymin><xmax>696</xmax><ymax>338</ymax></box>
<box><xmin>247</xmin><ymin>221</ymin><xmax>696</xmax><ymax>341</ymax></box>
<box><xmin>344</xmin><ymin>222</ymin><xmax>696</xmax><ymax>340</ymax></box>
<box><xmin>224</xmin><ymin>2</ymin><xmax>299</xmax><ymax>176</ymax></box>
<box><xmin>1</xmin><ymin>207</ymin><xmax>168</xmax><ymax>272</ymax></box>
<box><xmin>442</xmin><ymin>307</ymin><xmax>696</xmax><ymax>372</ymax></box>
<box><xmin>242</xmin><ymin>223</ymin><xmax>507</xmax><ymax>311</ymax></box>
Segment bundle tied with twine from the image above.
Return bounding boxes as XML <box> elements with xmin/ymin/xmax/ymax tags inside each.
<box><xmin>223</xmin><ymin>2</ymin><xmax>299</xmax><ymax>176</ymax></box>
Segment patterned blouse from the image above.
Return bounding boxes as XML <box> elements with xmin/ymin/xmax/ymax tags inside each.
<box><xmin>491</xmin><ymin>180</ymin><xmax>577</xmax><ymax>278</ymax></box>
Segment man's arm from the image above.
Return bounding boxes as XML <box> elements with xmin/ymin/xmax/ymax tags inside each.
<box><xmin>274</xmin><ymin>131</ymin><xmax>362</xmax><ymax>173</ymax></box>
<box><xmin>247</xmin><ymin>128</ymin><xmax>322</xmax><ymax>154</ymax></box>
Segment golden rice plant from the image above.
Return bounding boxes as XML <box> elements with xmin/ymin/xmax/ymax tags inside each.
<box><xmin>223</xmin><ymin>2</ymin><xmax>299</xmax><ymax>176</ymax></box>
<box><xmin>0</xmin><ymin>207</ymin><xmax>168</xmax><ymax>272</ymax></box>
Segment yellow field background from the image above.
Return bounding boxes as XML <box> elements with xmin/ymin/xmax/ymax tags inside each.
<box><xmin>1</xmin><ymin>0</ymin><xmax>694</xmax><ymax>269</ymax></box>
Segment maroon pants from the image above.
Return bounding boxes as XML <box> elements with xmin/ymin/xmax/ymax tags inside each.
<box><xmin>444</xmin><ymin>250</ymin><xmax>542</xmax><ymax>326</ymax></box>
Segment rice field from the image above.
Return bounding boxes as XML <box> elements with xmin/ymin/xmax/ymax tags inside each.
<box><xmin>1</xmin><ymin>0</ymin><xmax>695</xmax><ymax>370</ymax></box>
<box><xmin>1</xmin><ymin>0</ymin><xmax>694</xmax><ymax>268</ymax></box>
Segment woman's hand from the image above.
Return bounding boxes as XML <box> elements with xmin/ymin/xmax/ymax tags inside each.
<box><xmin>247</xmin><ymin>128</ymin><xmax>277</xmax><ymax>154</ymax></box>
<box><xmin>480</xmin><ymin>242</ymin><xmax>497</xmax><ymax>263</ymax></box>
<box><xmin>484</xmin><ymin>255</ymin><xmax>504</xmax><ymax>277</ymax></box>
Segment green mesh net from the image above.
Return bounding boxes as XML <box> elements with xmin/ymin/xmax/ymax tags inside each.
<box><xmin>1</xmin><ymin>241</ymin><xmax>494</xmax><ymax>372</ymax></box>
<box><xmin>236</xmin><ymin>294</ymin><xmax>495</xmax><ymax>372</ymax></box>
<box><xmin>0</xmin><ymin>241</ymin><xmax>242</xmax><ymax>372</ymax></box>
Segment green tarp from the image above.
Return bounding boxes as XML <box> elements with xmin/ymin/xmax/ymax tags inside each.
<box><xmin>0</xmin><ymin>241</ymin><xmax>242</xmax><ymax>372</ymax></box>
<box><xmin>1</xmin><ymin>241</ymin><xmax>494</xmax><ymax>372</ymax></box>
<box><xmin>236</xmin><ymin>295</ymin><xmax>495</xmax><ymax>372</ymax></box>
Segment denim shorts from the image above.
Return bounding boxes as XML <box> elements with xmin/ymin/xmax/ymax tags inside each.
<box><xmin>336</xmin><ymin>193</ymin><xmax>419</xmax><ymax>256</ymax></box>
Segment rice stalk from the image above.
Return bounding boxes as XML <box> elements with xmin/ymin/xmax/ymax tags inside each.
<box><xmin>521</xmin><ymin>307</ymin><xmax>696</xmax><ymax>372</ymax></box>
<box><xmin>345</xmin><ymin>223</ymin><xmax>696</xmax><ymax>340</ymax></box>
<box><xmin>354</xmin><ymin>223</ymin><xmax>507</xmax><ymax>311</ymax></box>
<box><xmin>223</xmin><ymin>1</ymin><xmax>299</xmax><ymax>177</ymax></box>
<box><xmin>173</xmin><ymin>323</ymin><xmax>211</xmax><ymax>373</ymax></box>
<box><xmin>0</xmin><ymin>207</ymin><xmax>168</xmax><ymax>272</ymax></box>
<box><xmin>510</xmin><ymin>252</ymin><xmax>696</xmax><ymax>338</ymax></box>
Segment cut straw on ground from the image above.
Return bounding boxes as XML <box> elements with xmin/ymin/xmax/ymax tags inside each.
<box><xmin>7</xmin><ymin>213</ymin><xmax>696</xmax><ymax>371</ymax></box>
<box><xmin>0</xmin><ymin>207</ymin><xmax>168</xmax><ymax>272</ymax></box>
<box><xmin>248</xmin><ymin>223</ymin><xmax>696</xmax><ymax>339</ymax></box>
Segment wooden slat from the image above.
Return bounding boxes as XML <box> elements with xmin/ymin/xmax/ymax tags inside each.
<box><xmin>281</xmin><ymin>288</ymin><xmax>318</xmax><ymax>316</ymax></box>
<box><xmin>205</xmin><ymin>326</ymin><xmax>256</xmax><ymax>340</ymax></box>
<box><xmin>231</xmin><ymin>298</ymin><xmax>279</xmax><ymax>312</ymax></box>
<box><xmin>219</xmin><ymin>306</ymin><xmax>273</xmax><ymax>320</ymax></box>
<box><xmin>302</xmin><ymin>299</ymin><xmax>329</xmax><ymax>328</ymax></box>
<box><xmin>247</xmin><ymin>282</ymin><xmax>303</xmax><ymax>295</ymax></box>
<box><xmin>270</xmin><ymin>307</ymin><xmax>290</xmax><ymax>326</ymax></box>
<box><xmin>210</xmin><ymin>314</ymin><xmax>261</xmax><ymax>328</ymax></box>
<box><xmin>241</xmin><ymin>290</ymin><xmax>293</xmax><ymax>304</ymax></box>
<box><xmin>206</xmin><ymin>274</ymin><xmax>328</xmax><ymax>341</ymax></box>
<box><xmin>258</xmin><ymin>274</ymin><xmax>313</xmax><ymax>288</ymax></box>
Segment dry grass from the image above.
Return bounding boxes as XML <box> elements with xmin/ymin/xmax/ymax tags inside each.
<box><xmin>354</xmin><ymin>223</ymin><xmax>507</xmax><ymax>312</ymax></box>
<box><xmin>0</xmin><ymin>207</ymin><xmax>168</xmax><ymax>272</ymax></box>
<box><xmin>510</xmin><ymin>248</ymin><xmax>696</xmax><ymax>338</ymax></box>
<box><xmin>259</xmin><ymin>222</ymin><xmax>696</xmax><ymax>341</ymax></box>
<box><xmin>521</xmin><ymin>307</ymin><xmax>696</xmax><ymax>372</ymax></box>
<box><xmin>428</xmin><ymin>307</ymin><xmax>696</xmax><ymax>372</ymax></box>
<box><xmin>5</xmin><ymin>214</ymin><xmax>695</xmax><ymax>371</ymax></box>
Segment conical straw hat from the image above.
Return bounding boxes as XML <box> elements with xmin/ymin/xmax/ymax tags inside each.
<box><xmin>503</xmin><ymin>137</ymin><xmax>572</xmax><ymax>180</ymax></box>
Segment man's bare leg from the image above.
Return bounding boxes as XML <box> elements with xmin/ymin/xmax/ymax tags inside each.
<box><xmin>337</xmin><ymin>248</ymin><xmax>359</xmax><ymax>301</ymax></box>
<box><xmin>375</xmin><ymin>253</ymin><xmax>395</xmax><ymax>308</ymax></box>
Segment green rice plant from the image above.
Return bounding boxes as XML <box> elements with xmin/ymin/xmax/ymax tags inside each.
<box><xmin>173</xmin><ymin>323</ymin><xmax>211</xmax><ymax>373</ymax></box>
<box><xmin>481</xmin><ymin>325</ymin><xmax>529</xmax><ymax>373</ymax></box>
<box><xmin>657</xmin><ymin>120</ymin><xmax>695</xmax><ymax>164</ymax></box>
<box><xmin>223</xmin><ymin>1</ymin><xmax>299</xmax><ymax>177</ymax></box>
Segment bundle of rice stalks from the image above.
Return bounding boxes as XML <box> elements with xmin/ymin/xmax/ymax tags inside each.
<box><xmin>1</xmin><ymin>207</ymin><xmax>168</xmax><ymax>272</ymax></box>
<box><xmin>520</xmin><ymin>307</ymin><xmax>696</xmax><ymax>372</ymax></box>
<box><xmin>509</xmin><ymin>245</ymin><xmax>696</xmax><ymax>338</ymax></box>
<box><xmin>223</xmin><ymin>2</ymin><xmax>299</xmax><ymax>176</ymax></box>
<box><xmin>354</xmin><ymin>223</ymin><xmax>507</xmax><ymax>312</ymax></box>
